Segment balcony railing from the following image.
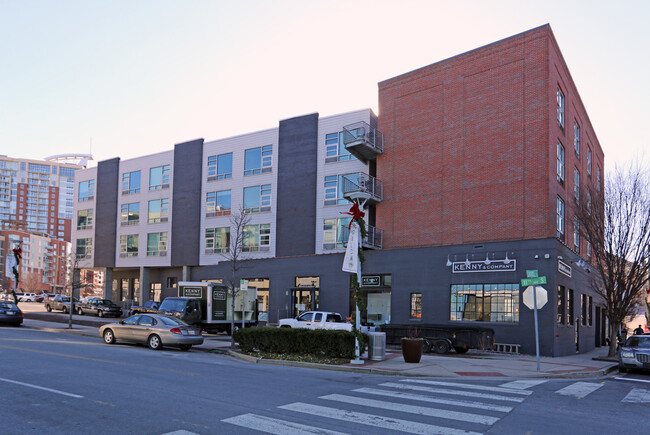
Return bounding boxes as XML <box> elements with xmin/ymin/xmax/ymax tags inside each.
<box><xmin>342</xmin><ymin>121</ymin><xmax>383</xmax><ymax>162</ymax></box>
<box><xmin>342</xmin><ymin>224</ymin><xmax>383</xmax><ymax>250</ymax></box>
<box><xmin>341</xmin><ymin>173</ymin><xmax>383</xmax><ymax>205</ymax></box>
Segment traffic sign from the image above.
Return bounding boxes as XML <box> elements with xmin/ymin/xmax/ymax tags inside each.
<box><xmin>526</xmin><ymin>270</ymin><xmax>539</xmax><ymax>278</ymax></box>
<box><xmin>521</xmin><ymin>276</ymin><xmax>546</xmax><ymax>287</ymax></box>
<box><xmin>522</xmin><ymin>285</ymin><xmax>548</xmax><ymax>310</ymax></box>
<box><xmin>240</xmin><ymin>279</ymin><xmax>248</xmax><ymax>292</ymax></box>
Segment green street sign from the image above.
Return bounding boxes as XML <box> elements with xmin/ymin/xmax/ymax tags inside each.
<box><xmin>526</xmin><ymin>270</ymin><xmax>539</xmax><ymax>278</ymax></box>
<box><xmin>521</xmin><ymin>276</ymin><xmax>547</xmax><ymax>287</ymax></box>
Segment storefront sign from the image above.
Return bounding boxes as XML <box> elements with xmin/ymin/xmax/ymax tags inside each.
<box><xmin>182</xmin><ymin>287</ymin><xmax>203</xmax><ymax>298</ymax></box>
<box><xmin>558</xmin><ymin>260</ymin><xmax>572</xmax><ymax>277</ymax></box>
<box><xmin>452</xmin><ymin>259</ymin><xmax>516</xmax><ymax>273</ymax></box>
<box><xmin>212</xmin><ymin>288</ymin><xmax>227</xmax><ymax>321</ymax></box>
<box><xmin>362</xmin><ymin>275</ymin><xmax>380</xmax><ymax>286</ymax></box>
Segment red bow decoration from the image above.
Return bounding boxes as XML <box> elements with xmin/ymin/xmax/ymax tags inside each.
<box><xmin>341</xmin><ymin>203</ymin><xmax>365</xmax><ymax>229</ymax></box>
<box><xmin>12</xmin><ymin>246</ymin><xmax>22</xmax><ymax>261</ymax></box>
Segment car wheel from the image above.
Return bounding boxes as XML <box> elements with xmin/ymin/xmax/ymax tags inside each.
<box><xmin>103</xmin><ymin>329</ymin><xmax>116</xmax><ymax>344</ymax></box>
<box><xmin>46</xmin><ymin>305</ymin><xmax>52</xmax><ymax>312</ymax></box>
<box><xmin>179</xmin><ymin>344</ymin><xmax>192</xmax><ymax>351</ymax></box>
<box><xmin>148</xmin><ymin>334</ymin><xmax>162</xmax><ymax>350</ymax></box>
<box><xmin>433</xmin><ymin>340</ymin><xmax>451</xmax><ymax>354</ymax></box>
<box><xmin>98</xmin><ymin>310</ymin><xmax>104</xmax><ymax>318</ymax></box>
<box><xmin>77</xmin><ymin>308</ymin><xmax>84</xmax><ymax>315</ymax></box>
<box><xmin>62</xmin><ymin>306</ymin><xmax>68</xmax><ymax>314</ymax></box>
<box><xmin>422</xmin><ymin>339</ymin><xmax>432</xmax><ymax>353</ymax></box>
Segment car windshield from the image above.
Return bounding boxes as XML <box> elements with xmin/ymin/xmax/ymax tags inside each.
<box><xmin>158</xmin><ymin>315</ymin><xmax>189</xmax><ymax>326</ymax></box>
<box><xmin>625</xmin><ymin>336</ymin><xmax>650</xmax><ymax>348</ymax></box>
<box><xmin>159</xmin><ymin>299</ymin><xmax>186</xmax><ymax>312</ymax></box>
<box><xmin>0</xmin><ymin>302</ymin><xmax>19</xmax><ymax>310</ymax></box>
<box><xmin>96</xmin><ymin>299</ymin><xmax>115</xmax><ymax>306</ymax></box>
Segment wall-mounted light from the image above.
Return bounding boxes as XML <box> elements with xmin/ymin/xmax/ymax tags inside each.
<box><xmin>484</xmin><ymin>253</ymin><xmax>491</xmax><ymax>265</ymax></box>
<box><xmin>557</xmin><ymin>256</ymin><xmax>563</xmax><ymax>260</ymax></box>
<box><xmin>534</xmin><ymin>254</ymin><xmax>539</xmax><ymax>259</ymax></box>
<box><xmin>504</xmin><ymin>253</ymin><xmax>511</xmax><ymax>264</ymax></box>
<box><xmin>544</xmin><ymin>254</ymin><xmax>550</xmax><ymax>259</ymax></box>
<box><xmin>446</xmin><ymin>255</ymin><xmax>452</xmax><ymax>267</ymax></box>
<box><xmin>465</xmin><ymin>255</ymin><xmax>471</xmax><ymax>268</ymax></box>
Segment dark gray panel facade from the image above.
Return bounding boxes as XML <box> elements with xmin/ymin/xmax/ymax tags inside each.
<box><xmin>171</xmin><ymin>139</ymin><xmax>204</xmax><ymax>267</ymax></box>
<box><xmin>276</xmin><ymin>113</ymin><xmax>319</xmax><ymax>257</ymax></box>
<box><xmin>93</xmin><ymin>158</ymin><xmax>119</xmax><ymax>267</ymax></box>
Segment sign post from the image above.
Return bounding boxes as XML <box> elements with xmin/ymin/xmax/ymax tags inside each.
<box><xmin>240</xmin><ymin>279</ymin><xmax>248</xmax><ymax>330</ymax></box>
<box><xmin>522</xmin><ymin>279</ymin><xmax>548</xmax><ymax>372</ymax></box>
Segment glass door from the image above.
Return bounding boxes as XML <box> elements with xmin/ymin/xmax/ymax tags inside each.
<box><xmin>291</xmin><ymin>288</ymin><xmax>319</xmax><ymax>317</ymax></box>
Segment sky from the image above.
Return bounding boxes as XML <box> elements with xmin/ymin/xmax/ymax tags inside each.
<box><xmin>1</xmin><ymin>0</ymin><xmax>648</xmax><ymax>170</ymax></box>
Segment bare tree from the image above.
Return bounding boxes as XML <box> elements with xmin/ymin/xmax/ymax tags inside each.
<box><xmin>575</xmin><ymin>161</ymin><xmax>650</xmax><ymax>357</ymax></box>
<box><xmin>221</xmin><ymin>206</ymin><xmax>252</xmax><ymax>345</ymax></box>
<box><xmin>65</xmin><ymin>253</ymin><xmax>91</xmax><ymax>329</ymax></box>
<box><xmin>21</xmin><ymin>271</ymin><xmax>42</xmax><ymax>293</ymax></box>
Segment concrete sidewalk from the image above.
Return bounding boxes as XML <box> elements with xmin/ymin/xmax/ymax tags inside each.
<box><xmin>19</xmin><ymin>317</ymin><xmax>618</xmax><ymax>379</ymax></box>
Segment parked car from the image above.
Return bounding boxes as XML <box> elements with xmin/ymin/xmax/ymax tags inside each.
<box><xmin>99</xmin><ymin>314</ymin><xmax>203</xmax><ymax>351</ymax></box>
<box><xmin>618</xmin><ymin>335</ymin><xmax>650</xmax><ymax>372</ymax></box>
<box><xmin>128</xmin><ymin>300</ymin><xmax>160</xmax><ymax>316</ymax></box>
<box><xmin>34</xmin><ymin>294</ymin><xmax>44</xmax><ymax>303</ymax></box>
<box><xmin>42</xmin><ymin>293</ymin><xmax>57</xmax><ymax>302</ymax></box>
<box><xmin>0</xmin><ymin>301</ymin><xmax>23</xmax><ymax>326</ymax></box>
<box><xmin>278</xmin><ymin>311</ymin><xmax>353</xmax><ymax>331</ymax></box>
<box><xmin>45</xmin><ymin>295</ymin><xmax>79</xmax><ymax>313</ymax></box>
<box><xmin>77</xmin><ymin>299</ymin><xmax>122</xmax><ymax>317</ymax></box>
<box><xmin>18</xmin><ymin>292</ymin><xmax>38</xmax><ymax>302</ymax></box>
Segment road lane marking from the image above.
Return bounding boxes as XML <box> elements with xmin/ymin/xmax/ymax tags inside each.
<box><xmin>614</xmin><ymin>376</ymin><xmax>650</xmax><ymax>384</ymax></box>
<box><xmin>622</xmin><ymin>388</ymin><xmax>650</xmax><ymax>403</ymax></box>
<box><xmin>554</xmin><ymin>382</ymin><xmax>603</xmax><ymax>398</ymax></box>
<box><xmin>0</xmin><ymin>377</ymin><xmax>83</xmax><ymax>398</ymax></box>
<box><xmin>222</xmin><ymin>413</ymin><xmax>349</xmax><ymax>434</ymax></box>
<box><xmin>499</xmin><ymin>380</ymin><xmax>548</xmax><ymax>390</ymax></box>
<box><xmin>0</xmin><ymin>344</ymin><xmax>200</xmax><ymax>376</ymax></box>
<box><xmin>320</xmin><ymin>394</ymin><xmax>499</xmax><ymax>425</ymax></box>
<box><xmin>353</xmin><ymin>387</ymin><xmax>513</xmax><ymax>412</ymax></box>
<box><xmin>401</xmin><ymin>379</ymin><xmax>532</xmax><ymax>395</ymax></box>
<box><xmin>280</xmin><ymin>402</ymin><xmax>482</xmax><ymax>435</ymax></box>
<box><xmin>380</xmin><ymin>382</ymin><xmax>525</xmax><ymax>402</ymax></box>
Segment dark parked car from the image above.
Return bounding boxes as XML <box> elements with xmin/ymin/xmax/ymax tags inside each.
<box><xmin>619</xmin><ymin>335</ymin><xmax>650</xmax><ymax>372</ymax></box>
<box><xmin>99</xmin><ymin>314</ymin><xmax>203</xmax><ymax>350</ymax></box>
<box><xmin>45</xmin><ymin>295</ymin><xmax>79</xmax><ymax>313</ymax></box>
<box><xmin>0</xmin><ymin>301</ymin><xmax>23</xmax><ymax>326</ymax></box>
<box><xmin>77</xmin><ymin>299</ymin><xmax>122</xmax><ymax>317</ymax></box>
<box><xmin>128</xmin><ymin>300</ymin><xmax>160</xmax><ymax>316</ymax></box>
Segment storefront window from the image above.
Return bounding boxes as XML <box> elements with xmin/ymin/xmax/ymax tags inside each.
<box><xmin>244</xmin><ymin>277</ymin><xmax>270</xmax><ymax>322</ymax></box>
<box><xmin>410</xmin><ymin>293</ymin><xmax>422</xmax><ymax>320</ymax></box>
<box><xmin>350</xmin><ymin>274</ymin><xmax>391</xmax><ymax>326</ymax></box>
<box><xmin>450</xmin><ymin>283</ymin><xmax>519</xmax><ymax>323</ymax></box>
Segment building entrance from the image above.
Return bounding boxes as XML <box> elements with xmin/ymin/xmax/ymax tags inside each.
<box><xmin>290</xmin><ymin>288</ymin><xmax>319</xmax><ymax>317</ymax></box>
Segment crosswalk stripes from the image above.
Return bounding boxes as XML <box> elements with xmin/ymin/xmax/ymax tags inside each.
<box><xmin>499</xmin><ymin>379</ymin><xmax>548</xmax><ymax>390</ymax></box>
<box><xmin>554</xmin><ymin>381</ymin><xmax>603</xmax><ymax>398</ymax></box>
<box><xmin>399</xmin><ymin>379</ymin><xmax>533</xmax><ymax>396</ymax></box>
<box><xmin>378</xmin><ymin>381</ymin><xmax>526</xmax><ymax>402</ymax></box>
<box><xmin>622</xmin><ymin>388</ymin><xmax>650</xmax><ymax>403</ymax></box>
<box><xmin>222</xmin><ymin>414</ymin><xmax>348</xmax><ymax>435</ymax></box>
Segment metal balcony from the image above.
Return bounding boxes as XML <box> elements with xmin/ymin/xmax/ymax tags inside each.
<box><xmin>342</xmin><ymin>224</ymin><xmax>383</xmax><ymax>250</ymax></box>
<box><xmin>341</xmin><ymin>173</ymin><xmax>383</xmax><ymax>206</ymax></box>
<box><xmin>342</xmin><ymin>121</ymin><xmax>383</xmax><ymax>163</ymax></box>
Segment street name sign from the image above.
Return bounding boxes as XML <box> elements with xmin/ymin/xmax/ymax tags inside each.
<box><xmin>521</xmin><ymin>276</ymin><xmax>546</xmax><ymax>287</ymax></box>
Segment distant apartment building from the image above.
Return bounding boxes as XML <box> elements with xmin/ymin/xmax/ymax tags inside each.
<box><xmin>73</xmin><ymin>25</ymin><xmax>606</xmax><ymax>356</ymax></box>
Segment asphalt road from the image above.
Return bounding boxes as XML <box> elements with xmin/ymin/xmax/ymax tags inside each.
<box><xmin>2</xmin><ymin>325</ymin><xmax>650</xmax><ymax>434</ymax></box>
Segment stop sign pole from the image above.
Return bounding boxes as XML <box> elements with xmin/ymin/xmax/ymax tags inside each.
<box><xmin>522</xmin><ymin>273</ymin><xmax>548</xmax><ymax>372</ymax></box>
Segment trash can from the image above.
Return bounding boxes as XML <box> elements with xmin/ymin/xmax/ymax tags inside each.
<box><xmin>367</xmin><ymin>332</ymin><xmax>386</xmax><ymax>361</ymax></box>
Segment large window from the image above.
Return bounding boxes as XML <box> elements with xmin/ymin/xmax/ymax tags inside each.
<box><xmin>574</xmin><ymin>168</ymin><xmax>580</xmax><ymax>202</ymax></box>
<box><xmin>207</xmin><ymin>153</ymin><xmax>233</xmax><ymax>181</ymax></box>
<box><xmin>573</xmin><ymin>217</ymin><xmax>580</xmax><ymax>253</ymax></box>
<box><xmin>244</xmin><ymin>145</ymin><xmax>272</xmax><ymax>176</ymax></box>
<box><xmin>557</xmin><ymin>141</ymin><xmax>565</xmax><ymax>184</ymax></box>
<box><xmin>587</xmin><ymin>148</ymin><xmax>592</xmax><ymax>176</ymax></box>
<box><xmin>206</xmin><ymin>190</ymin><xmax>231</xmax><ymax>217</ymax></box>
<box><xmin>581</xmin><ymin>294</ymin><xmax>587</xmax><ymax>326</ymax></box>
<box><xmin>323</xmin><ymin>217</ymin><xmax>352</xmax><ymax>250</ymax></box>
<box><xmin>557</xmin><ymin>286</ymin><xmax>565</xmax><ymax>324</ymax></box>
<box><xmin>243</xmin><ymin>185</ymin><xmax>271</xmax><ymax>213</ymax></box>
<box><xmin>148</xmin><ymin>198</ymin><xmax>169</xmax><ymax>223</ymax></box>
<box><xmin>76</xmin><ymin>238</ymin><xmax>92</xmax><ymax>259</ymax></box>
<box><xmin>121</xmin><ymin>202</ymin><xmax>139</xmax><ymax>226</ymax></box>
<box><xmin>567</xmin><ymin>289</ymin><xmax>574</xmax><ymax>325</ymax></box>
<box><xmin>450</xmin><ymin>284</ymin><xmax>519</xmax><ymax>323</ymax></box>
<box><xmin>324</xmin><ymin>173</ymin><xmax>359</xmax><ymax>206</ymax></box>
<box><xmin>557</xmin><ymin>197</ymin><xmax>565</xmax><ymax>240</ymax></box>
<box><xmin>574</xmin><ymin>121</ymin><xmax>580</xmax><ymax>158</ymax></box>
<box><xmin>77</xmin><ymin>209</ymin><xmax>93</xmax><ymax>230</ymax></box>
<box><xmin>557</xmin><ymin>87</ymin><xmax>565</xmax><ymax>128</ymax></box>
<box><xmin>120</xmin><ymin>234</ymin><xmax>139</xmax><ymax>257</ymax></box>
<box><xmin>147</xmin><ymin>232</ymin><xmax>167</xmax><ymax>256</ymax></box>
<box><xmin>243</xmin><ymin>224</ymin><xmax>270</xmax><ymax>252</ymax></box>
<box><xmin>410</xmin><ymin>293</ymin><xmax>422</xmax><ymax>320</ymax></box>
<box><xmin>325</xmin><ymin>132</ymin><xmax>356</xmax><ymax>163</ymax></box>
<box><xmin>597</xmin><ymin>167</ymin><xmax>602</xmax><ymax>191</ymax></box>
<box><xmin>122</xmin><ymin>171</ymin><xmax>141</xmax><ymax>195</ymax></box>
<box><xmin>205</xmin><ymin>227</ymin><xmax>230</xmax><ymax>254</ymax></box>
<box><xmin>78</xmin><ymin>180</ymin><xmax>95</xmax><ymax>201</ymax></box>
<box><xmin>149</xmin><ymin>165</ymin><xmax>170</xmax><ymax>190</ymax></box>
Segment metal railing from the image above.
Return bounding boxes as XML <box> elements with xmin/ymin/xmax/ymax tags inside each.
<box><xmin>341</xmin><ymin>173</ymin><xmax>383</xmax><ymax>202</ymax></box>
<box><xmin>341</xmin><ymin>223</ymin><xmax>383</xmax><ymax>250</ymax></box>
<box><xmin>342</xmin><ymin>121</ymin><xmax>384</xmax><ymax>154</ymax></box>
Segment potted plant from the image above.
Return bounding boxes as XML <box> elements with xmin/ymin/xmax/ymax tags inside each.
<box><xmin>401</xmin><ymin>327</ymin><xmax>424</xmax><ymax>363</ymax></box>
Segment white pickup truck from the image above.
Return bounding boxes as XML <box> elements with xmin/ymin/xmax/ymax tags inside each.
<box><xmin>278</xmin><ymin>311</ymin><xmax>353</xmax><ymax>331</ymax></box>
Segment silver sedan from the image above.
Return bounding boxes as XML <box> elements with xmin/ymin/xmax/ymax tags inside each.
<box><xmin>99</xmin><ymin>313</ymin><xmax>203</xmax><ymax>351</ymax></box>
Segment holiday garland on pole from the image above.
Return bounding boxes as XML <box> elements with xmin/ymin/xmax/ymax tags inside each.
<box><xmin>342</xmin><ymin>203</ymin><xmax>367</xmax><ymax>316</ymax></box>
<box><xmin>11</xmin><ymin>243</ymin><xmax>22</xmax><ymax>303</ymax></box>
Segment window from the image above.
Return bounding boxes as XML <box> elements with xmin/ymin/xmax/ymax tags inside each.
<box><xmin>574</xmin><ymin>121</ymin><xmax>580</xmax><ymax>158</ymax></box>
<box><xmin>587</xmin><ymin>191</ymin><xmax>592</xmax><ymax>215</ymax></box>
<box><xmin>122</xmin><ymin>171</ymin><xmax>141</xmax><ymax>195</ymax></box>
<box><xmin>149</xmin><ymin>165</ymin><xmax>170</xmax><ymax>190</ymax></box>
<box><xmin>324</xmin><ymin>173</ymin><xmax>360</xmax><ymax>206</ymax></box>
<box><xmin>450</xmin><ymin>284</ymin><xmax>519</xmax><ymax>323</ymax></box>
<box><xmin>207</xmin><ymin>153</ymin><xmax>233</xmax><ymax>181</ymax></box>
<box><xmin>244</xmin><ymin>145</ymin><xmax>272</xmax><ymax>176</ymax></box>
<box><xmin>557</xmin><ymin>142</ymin><xmax>565</xmax><ymax>184</ymax></box>
<box><xmin>76</xmin><ymin>238</ymin><xmax>92</xmax><ymax>259</ymax></box>
<box><xmin>557</xmin><ymin>286</ymin><xmax>565</xmax><ymax>324</ymax></box>
<box><xmin>410</xmin><ymin>293</ymin><xmax>422</xmax><ymax>320</ymax></box>
<box><xmin>323</xmin><ymin>217</ymin><xmax>352</xmax><ymax>250</ymax></box>
<box><xmin>581</xmin><ymin>294</ymin><xmax>587</xmax><ymax>326</ymax></box>
<box><xmin>325</xmin><ymin>132</ymin><xmax>356</xmax><ymax>163</ymax></box>
<box><xmin>574</xmin><ymin>168</ymin><xmax>580</xmax><ymax>202</ymax></box>
<box><xmin>206</xmin><ymin>190</ymin><xmax>231</xmax><ymax>217</ymax></box>
<box><xmin>587</xmin><ymin>235</ymin><xmax>592</xmax><ymax>259</ymax></box>
<box><xmin>243</xmin><ymin>185</ymin><xmax>271</xmax><ymax>213</ymax></box>
<box><xmin>205</xmin><ymin>227</ymin><xmax>230</xmax><ymax>254</ymax></box>
<box><xmin>121</xmin><ymin>202</ymin><xmax>140</xmax><ymax>226</ymax></box>
<box><xmin>148</xmin><ymin>198</ymin><xmax>169</xmax><ymax>223</ymax></box>
<box><xmin>567</xmin><ymin>289</ymin><xmax>574</xmax><ymax>325</ymax></box>
<box><xmin>146</xmin><ymin>232</ymin><xmax>167</xmax><ymax>256</ymax></box>
<box><xmin>119</xmin><ymin>234</ymin><xmax>139</xmax><ymax>257</ymax></box>
<box><xmin>243</xmin><ymin>224</ymin><xmax>270</xmax><ymax>252</ymax></box>
<box><xmin>77</xmin><ymin>209</ymin><xmax>93</xmax><ymax>230</ymax></box>
<box><xmin>78</xmin><ymin>180</ymin><xmax>94</xmax><ymax>201</ymax></box>
<box><xmin>556</xmin><ymin>197</ymin><xmax>565</xmax><ymax>240</ymax></box>
<box><xmin>573</xmin><ymin>217</ymin><xmax>580</xmax><ymax>253</ymax></box>
<box><xmin>557</xmin><ymin>87</ymin><xmax>565</xmax><ymax>128</ymax></box>
<box><xmin>597</xmin><ymin>167</ymin><xmax>601</xmax><ymax>191</ymax></box>
<box><xmin>588</xmin><ymin>296</ymin><xmax>593</xmax><ymax>326</ymax></box>
<box><xmin>166</xmin><ymin>277</ymin><xmax>177</xmax><ymax>288</ymax></box>
<box><xmin>587</xmin><ymin>148</ymin><xmax>592</xmax><ymax>176</ymax></box>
